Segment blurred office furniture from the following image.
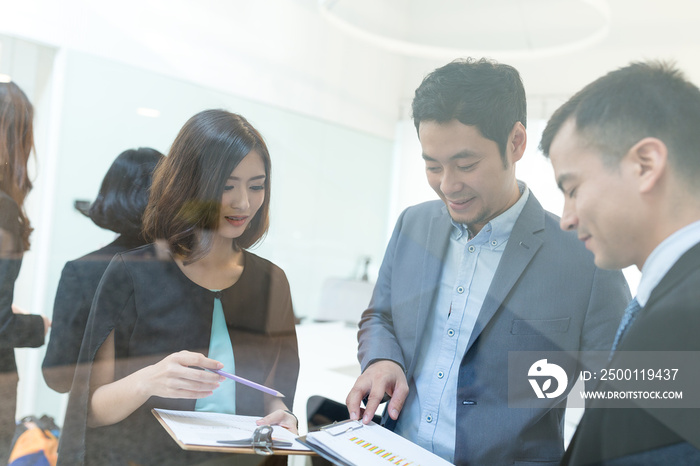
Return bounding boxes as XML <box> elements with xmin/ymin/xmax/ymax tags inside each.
<box><xmin>314</xmin><ymin>278</ymin><xmax>374</xmax><ymax>325</ymax></box>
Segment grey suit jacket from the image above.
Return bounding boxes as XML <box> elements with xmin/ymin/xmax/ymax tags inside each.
<box><xmin>358</xmin><ymin>193</ymin><xmax>630</xmax><ymax>465</ymax></box>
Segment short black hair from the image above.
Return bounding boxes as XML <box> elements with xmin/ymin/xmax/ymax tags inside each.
<box><xmin>540</xmin><ymin>61</ymin><xmax>700</xmax><ymax>182</ymax></box>
<box><xmin>87</xmin><ymin>147</ymin><xmax>164</xmax><ymax>238</ymax></box>
<box><xmin>412</xmin><ymin>57</ymin><xmax>527</xmax><ymax>166</ymax></box>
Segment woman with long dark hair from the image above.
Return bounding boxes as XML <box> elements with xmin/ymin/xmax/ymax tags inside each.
<box><xmin>59</xmin><ymin>110</ymin><xmax>299</xmax><ymax>465</ymax></box>
<box><xmin>0</xmin><ymin>81</ymin><xmax>51</xmax><ymax>462</ymax></box>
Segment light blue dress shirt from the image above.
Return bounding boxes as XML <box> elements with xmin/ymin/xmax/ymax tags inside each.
<box><xmin>195</xmin><ymin>292</ymin><xmax>237</xmax><ymax>414</ymax></box>
<box><xmin>394</xmin><ymin>183</ymin><xmax>530</xmax><ymax>462</ymax></box>
<box><xmin>635</xmin><ymin>220</ymin><xmax>700</xmax><ymax>307</ymax></box>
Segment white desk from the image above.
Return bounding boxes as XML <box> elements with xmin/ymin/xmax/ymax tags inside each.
<box><xmin>291</xmin><ymin>322</ymin><xmax>363</xmax><ymax>466</ymax></box>
<box><xmin>293</xmin><ymin>321</ymin><xmax>362</xmax><ymax>435</ymax></box>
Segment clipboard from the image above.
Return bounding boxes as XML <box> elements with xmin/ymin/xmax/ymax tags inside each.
<box><xmin>152</xmin><ymin>409</ymin><xmax>314</xmax><ymax>456</ymax></box>
<box><xmin>297</xmin><ymin>420</ymin><xmax>363</xmax><ymax>466</ymax></box>
<box><xmin>297</xmin><ymin>419</ymin><xmax>454</xmax><ymax>466</ymax></box>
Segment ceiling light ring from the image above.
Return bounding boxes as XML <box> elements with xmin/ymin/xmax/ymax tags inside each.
<box><xmin>318</xmin><ymin>0</ymin><xmax>611</xmax><ymax>60</ymax></box>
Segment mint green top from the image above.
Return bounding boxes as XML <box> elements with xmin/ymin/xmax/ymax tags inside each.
<box><xmin>195</xmin><ymin>293</ymin><xmax>236</xmax><ymax>414</ymax></box>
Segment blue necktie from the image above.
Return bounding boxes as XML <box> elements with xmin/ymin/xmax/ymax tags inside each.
<box><xmin>610</xmin><ymin>297</ymin><xmax>642</xmax><ymax>355</ymax></box>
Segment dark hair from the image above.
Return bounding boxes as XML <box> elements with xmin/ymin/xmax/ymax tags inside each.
<box><xmin>0</xmin><ymin>82</ymin><xmax>34</xmax><ymax>251</ymax></box>
<box><xmin>142</xmin><ymin>110</ymin><xmax>271</xmax><ymax>260</ymax></box>
<box><xmin>540</xmin><ymin>61</ymin><xmax>700</xmax><ymax>181</ymax></box>
<box><xmin>412</xmin><ymin>57</ymin><xmax>527</xmax><ymax>166</ymax></box>
<box><xmin>85</xmin><ymin>147</ymin><xmax>164</xmax><ymax>238</ymax></box>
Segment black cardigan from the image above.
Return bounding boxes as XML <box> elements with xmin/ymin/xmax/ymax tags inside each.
<box><xmin>58</xmin><ymin>243</ymin><xmax>300</xmax><ymax>466</ymax></box>
<box><xmin>42</xmin><ymin>234</ymin><xmax>146</xmax><ymax>393</ymax></box>
<box><xmin>0</xmin><ymin>190</ymin><xmax>45</xmax><ymax>372</ymax></box>
<box><xmin>0</xmin><ymin>190</ymin><xmax>45</xmax><ymax>462</ymax></box>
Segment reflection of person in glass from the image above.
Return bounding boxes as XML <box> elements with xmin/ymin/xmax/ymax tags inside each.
<box><xmin>59</xmin><ymin>110</ymin><xmax>300</xmax><ymax>466</ymax></box>
<box><xmin>0</xmin><ymin>81</ymin><xmax>51</xmax><ymax>463</ymax></box>
<box><xmin>42</xmin><ymin>147</ymin><xmax>164</xmax><ymax>393</ymax></box>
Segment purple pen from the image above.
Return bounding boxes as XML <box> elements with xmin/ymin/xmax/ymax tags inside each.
<box><xmin>205</xmin><ymin>368</ymin><xmax>285</xmax><ymax>398</ymax></box>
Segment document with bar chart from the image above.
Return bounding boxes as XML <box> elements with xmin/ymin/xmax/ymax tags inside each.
<box><xmin>298</xmin><ymin>420</ymin><xmax>453</xmax><ymax>466</ymax></box>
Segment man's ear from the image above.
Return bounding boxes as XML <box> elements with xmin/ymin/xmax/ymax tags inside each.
<box><xmin>508</xmin><ymin>122</ymin><xmax>527</xmax><ymax>163</ymax></box>
<box><xmin>627</xmin><ymin>137</ymin><xmax>668</xmax><ymax>194</ymax></box>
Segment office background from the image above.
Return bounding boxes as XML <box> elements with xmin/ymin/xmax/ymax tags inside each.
<box><xmin>1</xmin><ymin>0</ymin><xmax>697</xmax><ymax>441</ymax></box>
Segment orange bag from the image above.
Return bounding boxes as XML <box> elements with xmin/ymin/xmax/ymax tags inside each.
<box><xmin>8</xmin><ymin>417</ymin><xmax>58</xmax><ymax>466</ymax></box>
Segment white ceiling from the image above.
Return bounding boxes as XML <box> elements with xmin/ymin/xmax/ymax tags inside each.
<box><xmin>321</xmin><ymin>0</ymin><xmax>610</xmax><ymax>56</ymax></box>
<box><xmin>1</xmin><ymin>0</ymin><xmax>700</xmax><ymax>137</ymax></box>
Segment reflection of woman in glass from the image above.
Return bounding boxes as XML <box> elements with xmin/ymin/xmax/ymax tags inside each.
<box><xmin>42</xmin><ymin>147</ymin><xmax>164</xmax><ymax>393</ymax></box>
<box><xmin>0</xmin><ymin>82</ymin><xmax>51</xmax><ymax>462</ymax></box>
<box><xmin>59</xmin><ymin>110</ymin><xmax>299</xmax><ymax>466</ymax></box>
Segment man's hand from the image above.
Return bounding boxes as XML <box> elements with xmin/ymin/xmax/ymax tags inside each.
<box><xmin>346</xmin><ymin>360</ymin><xmax>408</xmax><ymax>424</ymax></box>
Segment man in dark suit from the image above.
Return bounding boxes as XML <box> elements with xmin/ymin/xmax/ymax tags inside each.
<box><xmin>345</xmin><ymin>58</ymin><xmax>630</xmax><ymax>465</ymax></box>
<box><xmin>541</xmin><ymin>61</ymin><xmax>700</xmax><ymax>464</ymax></box>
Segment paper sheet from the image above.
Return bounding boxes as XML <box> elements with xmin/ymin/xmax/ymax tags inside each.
<box><xmin>305</xmin><ymin>421</ymin><xmax>453</xmax><ymax>466</ymax></box>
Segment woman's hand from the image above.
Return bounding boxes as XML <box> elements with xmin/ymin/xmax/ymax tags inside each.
<box><xmin>89</xmin><ymin>343</ymin><xmax>225</xmax><ymax>427</ymax></box>
<box><xmin>140</xmin><ymin>350</ymin><xmax>225</xmax><ymax>400</ymax></box>
<box><xmin>41</xmin><ymin>316</ymin><xmax>51</xmax><ymax>336</ymax></box>
<box><xmin>256</xmin><ymin>409</ymin><xmax>299</xmax><ymax>435</ymax></box>
<box><xmin>11</xmin><ymin>304</ymin><xmax>27</xmax><ymax>314</ymax></box>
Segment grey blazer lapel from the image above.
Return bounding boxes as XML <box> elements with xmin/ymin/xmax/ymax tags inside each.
<box><xmin>464</xmin><ymin>194</ymin><xmax>546</xmax><ymax>353</ymax></box>
<box><xmin>407</xmin><ymin>208</ymin><xmax>452</xmax><ymax>376</ymax></box>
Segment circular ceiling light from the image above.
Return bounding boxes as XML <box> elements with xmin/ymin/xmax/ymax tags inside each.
<box><xmin>318</xmin><ymin>0</ymin><xmax>611</xmax><ymax>60</ymax></box>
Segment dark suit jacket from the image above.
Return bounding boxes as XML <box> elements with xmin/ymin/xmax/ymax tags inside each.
<box><xmin>562</xmin><ymin>242</ymin><xmax>700</xmax><ymax>465</ymax></box>
<box><xmin>42</xmin><ymin>235</ymin><xmax>146</xmax><ymax>392</ymax></box>
<box><xmin>358</xmin><ymin>193</ymin><xmax>630</xmax><ymax>465</ymax></box>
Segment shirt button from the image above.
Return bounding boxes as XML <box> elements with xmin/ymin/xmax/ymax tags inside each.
<box><xmin>447</xmin><ymin>328</ymin><xmax>455</xmax><ymax>337</ymax></box>
<box><xmin>456</xmin><ymin>286</ymin><xmax>464</xmax><ymax>294</ymax></box>
<box><xmin>437</xmin><ymin>371</ymin><xmax>444</xmax><ymax>379</ymax></box>
<box><xmin>468</xmin><ymin>245</ymin><xmax>475</xmax><ymax>253</ymax></box>
<box><xmin>491</xmin><ymin>240</ymin><xmax>497</xmax><ymax>246</ymax></box>
<box><xmin>426</xmin><ymin>414</ymin><xmax>433</xmax><ymax>423</ymax></box>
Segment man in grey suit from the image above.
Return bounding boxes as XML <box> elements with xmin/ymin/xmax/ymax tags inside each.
<box><xmin>542</xmin><ymin>61</ymin><xmax>700</xmax><ymax>464</ymax></box>
<box><xmin>346</xmin><ymin>58</ymin><xmax>630</xmax><ymax>465</ymax></box>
